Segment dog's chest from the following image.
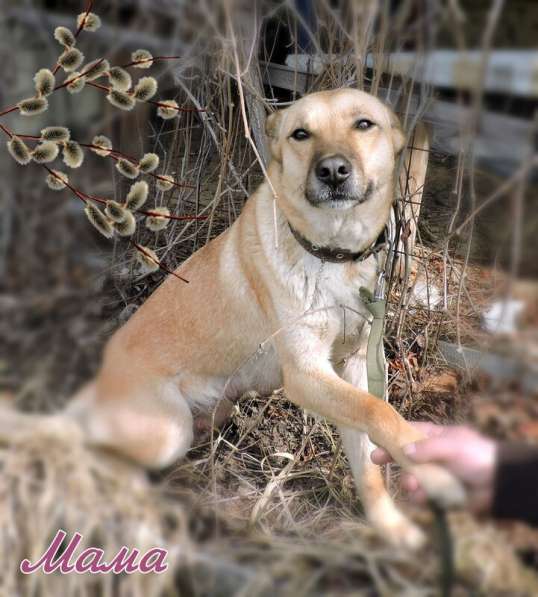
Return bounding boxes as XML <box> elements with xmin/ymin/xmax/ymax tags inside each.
<box><xmin>293</xmin><ymin>256</ymin><xmax>377</xmax><ymax>347</ymax></box>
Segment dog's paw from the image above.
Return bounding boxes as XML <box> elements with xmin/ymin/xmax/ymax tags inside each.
<box><xmin>384</xmin><ymin>515</ymin><xmax>426</xmax><ymax>551</ymax></box>
<box><xmin>369</xmin><ymin>499</ymin><xmax>426</xmax><ymax>551</ymax></box>
<box><xmin>409</xmin><ymin>463</ymin><xmax>466</xmax><ymax>508</ymax></box>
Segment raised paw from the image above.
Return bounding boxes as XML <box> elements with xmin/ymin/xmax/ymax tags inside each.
<box><xmin>409</xmin><ymin>463</ymin><xmax>466</xmax><ymax>509</ymax></box>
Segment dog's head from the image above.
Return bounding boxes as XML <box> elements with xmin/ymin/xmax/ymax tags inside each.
<box><xmin>266</xmin><ymin>89</ymin><xmax>405</xmax><ymax>247</ymax></box>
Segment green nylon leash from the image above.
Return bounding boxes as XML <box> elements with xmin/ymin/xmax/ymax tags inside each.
<box><xmin>359</xmin><ymin>285</ymin><xmax>387</xmax><ymax>401</ymax></box>
<box><xmin>360</xmin><ymin>281</ymin><xmax>454</xmax><ymax>597</ymax></box>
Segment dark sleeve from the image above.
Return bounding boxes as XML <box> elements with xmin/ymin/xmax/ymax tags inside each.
<box><xmin>492</xmin><ymin>442</ymin><xmax>538</xmax><ymax>527</ymax></box>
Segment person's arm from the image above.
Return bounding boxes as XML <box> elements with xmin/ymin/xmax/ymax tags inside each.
<box><xmin>371</xmin><ymin>423</ymin><xmax>497</xmax><ymax>512</ymax></box>
<box><xmin>493</xmin><ymin>442</ymin><xmax>538</xmax><ymax>526</ymax></box>
<box><xmin>371</xmin><ymin>423</ymin><xmax>538</xmax><ymax>526</ymax></box>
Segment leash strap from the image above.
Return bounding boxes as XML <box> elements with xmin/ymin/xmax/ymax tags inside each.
<box><xmin>360</xmin><ymin>256</ymin><xmax>454</xmax><ymax>597</ymax></box>
<box><xmin>430</xmin><ymin>501</ymin><xmax>455</xmax><ymax>597</ymax></box>
<box><xmin>359</xmin><ymin>285</ymin><xmax>387</xmax><ymax>400</ymax></box>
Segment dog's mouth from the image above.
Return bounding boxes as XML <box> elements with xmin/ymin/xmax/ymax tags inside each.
<box><xmin>305</xmin><ymin>181</ymin><xmax>374</xmax><ymax>209</ymax></box>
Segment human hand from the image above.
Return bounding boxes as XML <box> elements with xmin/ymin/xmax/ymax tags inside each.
<box><xmin>371</xmin><ymin>422</ymin><xmax>498</xmax><ymax>513</ymax></box>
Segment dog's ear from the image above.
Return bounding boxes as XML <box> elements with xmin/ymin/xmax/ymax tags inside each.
<box><xmin>387</xmin><ymin>107</ymin><xmax>406</xmax><ymax>156</ymax></box>
<box><xmin>265</xmin><ymin>110</ymin><xmax>283</xmax><ymax>161</ymax></box>
<box><xmin>265</xmin><ymin>110</ymin><xmax>282</xmax><ymax>139</ymax></box>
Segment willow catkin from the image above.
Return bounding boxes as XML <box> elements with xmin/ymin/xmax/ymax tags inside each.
<box><xmin>113</xmin><ymin>210</ymin><xmax>136</xmax><ymax>237</ymax></box>
<box><xmin>83</xmin><ymin>58</ymin><xmax>110</xmax><ymax>81</ymax></box>
<box><xmin>58</xmin><ymin>48</ymin><xmax>84</xmax><ymax>73</ymax></box>
<box><xmin>90</xmin><ymin>135</ymin><xmax>113</xmax><ymax>157</ymax></box>
<box><xmin>145</xmin><ymin>207</ymin><xmax>170</xmax><ymax>231</ymax></box>
<box><xmin>85</xmin><ymin>203</ymin><xmax>114</xmax><ymax>238</ymax></box>
<box><xmin>107</xmin><ymin>90</ymin><xmax>135</xmax><ymax>111</ymax></box>
<box><xmin>156</xmin><ymin>174</ymin><xmax>174</xmax><ymax>191</ymax></box>
<box><xmin>105</xmin><ymin>200</ymin><xmax>129</xmax><ymax>223</ymax></box>
<box><xmin>54</xmin><ymin>26</ymin><xmax>75</xmax><ymax>47</ymax></box>
<box><xmin>32</xmin><ymin>141</ymin><xmax>59</xmax><ymax>164</ymax></box>
<box><xmin>63</xmin><ymin>141</ymin><xmax>84</xmax><ymax>168</ymax></box>
<box><xmin>125</xmin><ymin>181</ymin><xmax>149</xmax><ymax>210</ymax></box>
<box><xmin>7</xmin><ymin>136</ymin><xmax>32</xmax><ymax>165</ymax></box>
<box><xmin>131</xmin><ymin>49</ymin><xmax>153</xmax><ymax>69</ymax></box>
<box><xmin>135</xmin><ymin>245</ymin><xmax>160</xmax><ymax>272</ymax></box>
<box><xmin>17</xmin><ymin>96</ymin><xmax>48</xmax><ymax>116</ymax></box>
<box><xmin>133</xmin><ymin>77</ymin><xmax>158</xmax><ymax>102</ymax></box>
<box><xmin>116</xmin><ymin>159</ymin><xmax>139</xmax><ymax>179</ymax></box>
<box><xmin>107</xmin><ymin>67</ymin><xmax>132</xmax><ymax>92</ymax></box>
<box><xmin>77</xmin><ymin>12</ymin><xmax>102</xmax><ymax>32</ymax></box>
<box><xmin>41</xmin><ymin>126</ymin><xmax>70</xmax><ymax>143</ymax></box>
<box><xmin>138</xmin><ymin>153</ymin><xmax>159</xmax><ymax>173</ymax></box>
<box><xmin>33</xmin><ymin>69</ymin><xmax>55</xmax><ymax>96</ymax></box>
<box><xmin>46</xmin><ymin>170</ymin><xmax>69</xmax><ymax>190</ymax></box>
<box><xmin>157</xmin><ymin>100</ymin><xmax>179</xmax><ymax>120</ymax></box>
<box><xmin>66</xmin><ymin>72</ymin><xmax>86</xmax><ymax>94</ymax></box>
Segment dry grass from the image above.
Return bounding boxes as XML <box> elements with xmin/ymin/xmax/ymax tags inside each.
<box><xmin>2</xmin><ymin>388</ymin><xmax>538</xmax><ymax>596</ymax></box>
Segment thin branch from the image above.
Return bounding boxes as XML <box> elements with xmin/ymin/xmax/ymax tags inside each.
<box><xmin>51</xmin><ymin>0</ymin><xmax>94</xmax><ymax>75</ymax></box>
<box><xmin>224</xmin><ymin>1</ymin><xmax>280</xmax><ymax>247</ymax></box>
<box><xmin>132</xmin><ymin>242</ymin><xmax>189</xmax><ymax>284</ymax></box>
<box><xmin>86</xmin><ymin>81</ymin><xmax>206</xmax><ymax>113</ymax></box>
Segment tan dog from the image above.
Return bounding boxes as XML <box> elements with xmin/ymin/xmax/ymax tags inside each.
<box><xmin>65</xmin><ymin>88</ymin><xmax>463</xmax><ymax>549</ymax></box>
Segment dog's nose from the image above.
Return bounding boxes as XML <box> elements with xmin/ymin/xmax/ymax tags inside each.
<box><xmin>315</xmin><ymin>155</ymin><xmax>352</xmax><ymax>187</ymax></box>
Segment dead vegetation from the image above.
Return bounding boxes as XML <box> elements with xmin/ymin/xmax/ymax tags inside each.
<box><xmin>2</xmin><ymin>382</ymin><xmax>538</xmax><ymax>596</ymax></box>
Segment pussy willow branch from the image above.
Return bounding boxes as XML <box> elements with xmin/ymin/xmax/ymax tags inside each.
<box><xmin>43</xmin><ymin>166</ymin><xmax>87</xmax><ymax>204</ymax></box>
<box><xmin>86</xmin><ymin>81</ymin><xmax>205</xmax><ymax>114</ymax></box>
<box><xmin>95</xmin><ymin>150</ymin><xmax>195</xmax><ymax>190</ymax></box>
<box><xmin>120</xmin><ymin>56</ymin><xmax>181</xmax><ymax>69</ymax></box>
<box><xmin>0</xmin><ymin>106</ymin><xmax>19</xmax><ymax>118</ymax></box>
<box><xmin>0</xmin><ymin>59</ymin><xmax>107</xmax><ymax>117</ymax></box>
<box><xmin>12</xmin><ymin>134</ymin><xmax>195</xmax><ymax>190</ymax></box>
<box><xmin>50</xmin><ymin>0</ymin><xmax>94</xmax><ymax>77</ymax></box>
<box><xmin>43</xmin><ymin>165</ymin><xmax>196</xmax><ymax>287</ymax></box>
<box><xmin>0</xmin><ymin>118</ymin><xmax>207</xmax><ymax>224</ymax></box>
<box><xmin>42</xmin><ymin>165</ymin><xmax>205</xmax><ymax>222</ymax></box>
<box><xmin>54</xmin><ymin>58</ymin><xmax>107</xmax><ymax>92</ymax></box>
<box><xmin>0</xmin><ymin>50</ymin><xmax>204</xmax><ymax>120</ymax></box>
<box><xmin>0</xmin><ymin>123</ymin><xmax>13</xmax><ymax>138</ymax></box>
<box><xmin>71</xmin><ymin>0</ymin><xmax>94</xmax><ymax>48</ymax></box>
<box><xmin>132</xmin><ymin>242</ymin><xmax>189</xmax><ymax>284</ymax></box>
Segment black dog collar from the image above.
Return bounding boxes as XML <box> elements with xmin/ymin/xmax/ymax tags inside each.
<box><xmin>288</xmin><ymin>224</ymin><xmax>387</xmax><ymax>264</ymax></box>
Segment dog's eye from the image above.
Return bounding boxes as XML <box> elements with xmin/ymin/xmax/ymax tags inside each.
<box><xmin>355</xmin><ymin>119</ymin><xmax>375</xmax><ymax>131</ymax></box>
<box><xmin>290</xmin><ymin>128</ymin><xmax>310</xmax><ymax>141</ymax></box>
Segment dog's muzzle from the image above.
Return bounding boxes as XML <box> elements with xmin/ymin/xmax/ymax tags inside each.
<box><xmin>305</xmin><ymin>154</ymin><xmax>371</xmax><ymax>208</ymax></box>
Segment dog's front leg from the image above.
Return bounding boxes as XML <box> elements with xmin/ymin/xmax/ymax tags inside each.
<box><xmin>336</xmin><ymin>356</ymin><xmax>425</xmax><ymax>548</ymax></box>
<box><xmin>279</xmin><ymin>343</ymin><xmax>465</xmax><ymax>509</ymax></box>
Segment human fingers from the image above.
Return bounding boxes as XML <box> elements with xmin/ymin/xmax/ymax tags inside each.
<box><xmin>400</xmin><ymin>472</ymin><xmax>420</xmax><ymax>493</ymax></box>
<box><xmin>370</xmin><ymin>446</ymin><xmax>391</xmax><ymax>465</ymax></box>
<box><xmin>370</xmin><ymin>422</ymin><xmax>443</xmax><ymax>465</ymax></box>
<box><xmin>402</xmin><ymin>433</ymin><xmax>460</xmax><ymax>464</ymax></box>
<box><xmin>405</xmin><ymin>485</ymin><xmax>428</xmax><ymax>505</ymax></box>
